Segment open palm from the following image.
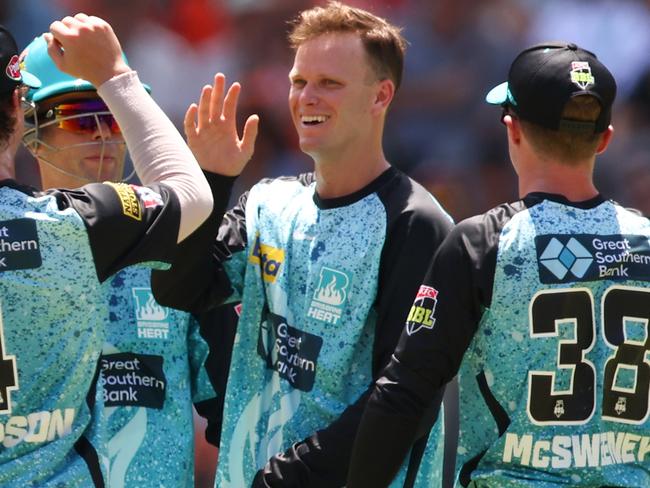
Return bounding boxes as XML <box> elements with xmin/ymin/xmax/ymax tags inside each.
<box><xmin>184</xmin><ymin>73</ymin><xmax>259</xmax><ymax>176</ymax></box>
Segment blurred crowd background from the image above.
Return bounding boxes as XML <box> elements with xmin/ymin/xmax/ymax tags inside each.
<box><xmin>6</xmin><ymin>0</ymin><xmax>650</xmax><ymax>220</ymax></box>
<box><xmin>5</xmin><ymin>0</ymin><xmax>650</xmax><ymax>486</ymax></box>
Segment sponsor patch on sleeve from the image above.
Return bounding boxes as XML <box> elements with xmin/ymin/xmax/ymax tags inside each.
<box><xmin>0</xmin><ymin>219</ymin><xmax>41</xmax><ymax>273</ymax></box>
<box><xmin>130</xmin><ymin>185</ymin><xmax>164</xmax><ymax>209</ymax></box>
<box><xmin>104</xmin><ymin>182</ymin><xmax>142</xmax><ymax>221</ymax></box>
<box><xmin>405</xmin><ymin>285</ymin><xmax>439</xmax><ymax>335</ymax></box>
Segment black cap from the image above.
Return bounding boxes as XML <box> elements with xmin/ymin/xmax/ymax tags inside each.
<box><xmin>486</xmin><ymin>42</ymin><xmax>616</xmax><ymax>133</ymax></box>
<box><xmin>0</xmin><ymin>25</ymin><xmax>41</xmax><ymax>94</ymax></box>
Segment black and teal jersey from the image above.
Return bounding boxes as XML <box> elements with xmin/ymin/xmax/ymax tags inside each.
<box><xmin>350</xmin><ymin>193</ymin><xmax>650</xmax><ymax>488</ymax></box>
<box><xmin>0</xmin><ymin>179</ymin><xmax>180</xmax><ymax>487</ymax></box>
<box><xmin>99</xmin><ymin>265</ymin><xmax>217</xmax><ymax>487</ymax></box>
<box><xmin>97</xmin><ymin>172</ymin><xmax>230</xmax><ymax>487</ymax></box>
<box><xmin>153</xmin><ymin>167</ymin><xmax>453</xmax><ymax>487</ymax></box>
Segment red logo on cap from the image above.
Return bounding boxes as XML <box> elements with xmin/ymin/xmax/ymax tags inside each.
<box><xmin>5</xmin><ymin>55</ymin><xmax>21</xmax><ymax>81</ymax></box>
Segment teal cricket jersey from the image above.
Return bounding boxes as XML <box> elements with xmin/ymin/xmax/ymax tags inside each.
<box><xmin>0</xmin><ymin>180</ymin><xmax>180</xmax><ymax>487</ymax></box>
<box><xmin>351</xmin><ymin>193</ymin><xmax>650</xmax><ymax>487</ymax></box>
<box><xmin>153</xmin><ymin>168</ymin><xmax>454</xmax><ymax>487</ymax></box>
<box><xmin>100</xmin><ymin>265</ymin><xmax>216</xmax><ymax>487</ymax></box>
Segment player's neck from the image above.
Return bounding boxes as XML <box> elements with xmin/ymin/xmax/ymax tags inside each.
<box><xmin>518</xmin><ymin>159</ymin><xmax>598</xmax><ymax>202</ymax></box>
<box><xmin>313</xmin><ymin>148</ymin><xmax>390</xmax><ymax>199</ymax></box>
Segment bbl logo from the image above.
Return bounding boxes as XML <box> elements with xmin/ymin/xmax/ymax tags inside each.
<box><xmin>405</xmin><ymin>285</ymin><xmax>438</xmax><ymax>335</ymax></box>
<box><xmin>570</xmin><ymin>61</ymin><xmax>595</xmax><ymax>90</ymax></box>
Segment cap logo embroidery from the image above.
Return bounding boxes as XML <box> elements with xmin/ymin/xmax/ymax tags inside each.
<box><xmin>5</xmin><ymin>55</ymin><xmax>21</xmax><ymax>81</ymax></box>
<box><xmin>570</xmin><ymin>61</ymin><xmax>595</xmax><ymax>90</ymax></box>
<box><xmin>18</xmin><ymin>50</ymin><xmax>28</xmax><ymax>71</ymax></box>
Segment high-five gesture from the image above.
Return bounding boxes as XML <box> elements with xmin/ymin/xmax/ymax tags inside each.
<box><xmin>46</xmin><ymin>13</ymin><xmax>130</xmax><ymax>88</ymax></box>
<box><xmin>184</xmin><ymin>73</ymin><xmax>259</xmax><ymax>176</ymax></box>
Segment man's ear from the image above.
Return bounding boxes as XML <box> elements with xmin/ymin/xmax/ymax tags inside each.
<box><xmin>372</xmin><ymin>78</ymin><xmax>395</xmax><ymax>115</ymax></box>
<box><xmin>503</xmin><ymin>114</ymin><xmax>521</xmax><ymax>146</ymax></box>
<box><xmin>596</xmin><ymin>125</ymin><xmax>614</xmax><ymax>155</ymax></box>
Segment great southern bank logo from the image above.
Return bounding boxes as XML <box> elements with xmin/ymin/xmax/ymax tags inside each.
<box><xmin>536</xmin><ymin>234</ymin><xmax>650</xmax><ymax>284</ymax></box>
<box><xmin>539</xmin><ymin>237</ymin><xmax>593</xmax><ymax>280</ymax></box>
<box><xmin>307</xmin><ymin>266</ymin><xmax>350</xmax><ymax>325</ymax></box>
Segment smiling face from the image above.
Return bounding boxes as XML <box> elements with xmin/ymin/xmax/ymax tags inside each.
<box><xmin>31</xmin><ymin>92</ymin><xmax>127</xmax><ymax>188</ymax></box>
<box><xmin>288</xmin><ymin>32</ymin><xmax>382</xmax><ymax>163</ymax></box>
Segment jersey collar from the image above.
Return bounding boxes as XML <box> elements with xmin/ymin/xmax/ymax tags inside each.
<box><xmin>523</xmin><ymin>191</ymin><xmax>606</xmax><ymax>210</ymax></box>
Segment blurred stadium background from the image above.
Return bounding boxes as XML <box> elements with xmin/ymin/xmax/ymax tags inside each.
<box><xmin>6</xmin><ymin>0</ymin><xmax>650</xmax><ymax>486</ymax></box>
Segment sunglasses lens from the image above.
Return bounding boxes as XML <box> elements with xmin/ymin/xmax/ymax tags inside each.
<box><xmin>98</xmin><ymin>113</ymin><xmax>121</xmax><ymax>134</ymax></box>
<box><xmin>53</xmin><ymin>101</ymin><xmax>121</xmax><ymax>134</ymax></box>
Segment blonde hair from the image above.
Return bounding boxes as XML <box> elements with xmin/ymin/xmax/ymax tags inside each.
<box><xmin>288</xmin><ymin>1</ymin><xmax>407</xmax><ymax>91</ymax></box>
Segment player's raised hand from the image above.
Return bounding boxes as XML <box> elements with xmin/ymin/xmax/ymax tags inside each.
<box><xmin>46</xmin><ymin>13</ymin><xmax>130</xmax><ymax>88</ymax></box>
<box><xmin>184</xmin><ymin>73</ymin><xmax>259</xmax><ymax>176</ymax></box>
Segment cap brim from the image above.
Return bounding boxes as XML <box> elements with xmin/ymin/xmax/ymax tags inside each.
<box><xmin>30</xmin><ymin>80</ymin><xmax>152</xmax><ymax>103</ymax></box>
<box><xmin>485</xmin><ymin>81</ymin><xmax>509</xmax><ymax>105</ymax></box>
<box><xmin>20</xmin><ymin>70</ymin><xmax>41</xmax><ymax>89</ymax></box>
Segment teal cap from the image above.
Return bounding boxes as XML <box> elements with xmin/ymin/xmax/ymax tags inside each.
<box><xmin>21</xmin><ymin>34</ymin><xmax>150</xmax><ymax>103</ymax></box>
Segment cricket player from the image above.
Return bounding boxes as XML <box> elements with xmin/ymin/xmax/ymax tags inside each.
<box><xmin>349</xmin><ymin>42</ymin><xmax>650</xmax><ymax>488</ymax></box>
<box><xmin>20</xmin><ymin>33</ymin><xmax>251</xmax><ymax>487</ymax></box>
<box><xmin>153</xmin><ymin>2</ymin><xmax>454</xmax><ymax>486</ymax></box>
<box><xmin>0</xmin><ymin>14</ymin><xmax>213</xmax><ymax>486</ymax></box>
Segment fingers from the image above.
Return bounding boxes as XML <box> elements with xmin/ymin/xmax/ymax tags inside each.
<box><xmin>241</xmin><ymin>114</ymin><xmax>260</xmax><ymax>156</ymax></box>
<box><xmin>222</xmin><ymin>82</ymin><xmax>241</xmax><ymax>124</ymax></box>
<box><xmin>49</xmin><ymin>18</ymin><xmax>74</xmax><ymax>40</ymax></box>
<box><xmin>184</xmin><ymin>103</ymin><xmax>198</xmax><ymax>139</ymax></box>
<box><xmin>47</xmin><ymin>13</ymin><xmax>123</xmax><ymax>84</ymax></box>
<box><xmin>44</xmin><ymin>33</ymin><xmax>64</xmax><ymax>67</ymax></box>
<box><xmin>209</xmin><ymin>73</ymin><xmax>226</xmax><ymax>122</ymax></box>
<box><xmin>197</xmin><ymin>73</ymin><xmax>230</xmax><ymax>128</ymax></box>
<box><xmin>197</xmin><ymin>85</ymin><xmax>212</xmax><ymax>129</ymax></box>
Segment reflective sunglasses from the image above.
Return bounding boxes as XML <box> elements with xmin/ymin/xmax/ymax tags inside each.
<box><xmin>42</xmin><ymin>100</ymin><xmax>121</xmax><ymax>135</ymax></box>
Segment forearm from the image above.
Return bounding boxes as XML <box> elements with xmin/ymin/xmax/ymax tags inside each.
<box><xmin>347</xmin><ymin>362</ymin><xmax>443</xmax><ymax>487</ymax></box>
<box><xmin>253</xmin><ymin>390</ymin><xmax>371</xmax><ymax>487</ymax></box>
<box><xmin>97</xmin><ymin>71</ymin><xmax>212</xmax><ymax>242</ymax></box>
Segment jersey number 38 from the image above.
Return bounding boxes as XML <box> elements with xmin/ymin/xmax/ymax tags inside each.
<box><xmin>527</xmin><ymin>286</ymin><xmax>649</xmax><ymax>425</ymax></box>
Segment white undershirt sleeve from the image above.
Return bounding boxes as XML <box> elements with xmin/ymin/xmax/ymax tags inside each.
<box><xmin>97</xmin><ymin>70</ymin><xmax>212</xmax><ymax>242</ymax></box>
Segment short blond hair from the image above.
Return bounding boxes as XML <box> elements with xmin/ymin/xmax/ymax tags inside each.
<box><xmin>288</xmin><ymin>1</ymin><xmax>407</xmax><ymax>91</ymax></box>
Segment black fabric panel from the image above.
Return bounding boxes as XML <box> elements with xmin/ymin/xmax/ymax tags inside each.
<box><xmin>75</xmin><ymin>362</ymin><xmax>105</xmax><ymax>488</ymax></box>
<box><xmin>192</xmin><ymin>303</ymin><xmax>239</xmax><ymax>446</ymax></box>
<box><xmin>152</xmin><ymin>173</ymin><xmax>235</xmax><ymax>312</ymax></box>
<box><xmin>73</xmin><ymin>435</ymin><xmax>105</xmax><ymax>488</ymax></box>
<box><xmin>458</xmin><ymin>449</ymin><xmax>487</xmax><ymax>487</ymax></box>
<box><xmin>476</xmin><ymin>370</ymin><xmax>511</xmax><ymax>436</ymax></box>
<box><xmin>59</xmin><ymin>182</ymin><xmax>181</xmax><ymax>282</ymax></box>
